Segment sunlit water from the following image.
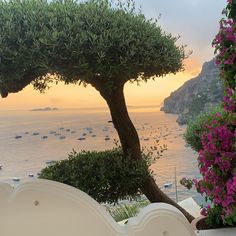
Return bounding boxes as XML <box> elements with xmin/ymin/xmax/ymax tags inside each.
<box><xmin>0</xmin><ymin>107</ymin><xmax>199</xmax><ymax>201</ymax></box>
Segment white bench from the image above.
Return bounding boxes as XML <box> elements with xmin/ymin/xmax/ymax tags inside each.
<box><xmin>0</xmin><ymin>179</ymin><xmax>195</xmax><ymax>236</ymax></box>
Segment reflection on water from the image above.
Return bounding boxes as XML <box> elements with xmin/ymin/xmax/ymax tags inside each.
<box><xmin>0</xmin><ymin>108</ymin><xmax>199</xmax><ymax>201</ymax></box>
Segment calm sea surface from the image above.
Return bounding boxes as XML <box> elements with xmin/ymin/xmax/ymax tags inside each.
<box><xmin>0</xmin><ymin>107</ymin><xmax>199</xmax><ymax>201</ymax></box>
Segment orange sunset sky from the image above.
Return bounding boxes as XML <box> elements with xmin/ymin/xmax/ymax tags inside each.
<box><xmin>0</xmin><ymin>0</ymin><xmax>226</xmax><ymax>110</ymax></box>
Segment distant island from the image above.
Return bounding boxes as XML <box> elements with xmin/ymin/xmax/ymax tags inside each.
<box><xmin>30</xmin><ymin>107</ymin><xmax>59</xmax><ymax>112</ymax></box>
<box><xmin>161</xmin><ymin>59</ymin><xmax>224</xmax><ymax>125</ymax></box>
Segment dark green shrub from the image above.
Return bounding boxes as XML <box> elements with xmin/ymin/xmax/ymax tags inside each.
<box><xmin>39</xmin><ymin>148</ymin><xmax>150</xmax><ymax>203</ymax></box>
<box><xmin>184</xmin><ymin>106</ymin><xmax>226</xmax><ymax>152</ymax></box>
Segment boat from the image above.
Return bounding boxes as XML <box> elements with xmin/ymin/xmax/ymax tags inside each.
<box><xmin>49</xmin><ymin>131</ymin><xmax>56</xmax><ymax>134</ymax></box>
<box><xmin>78</xmin><ymin>137</ymin><xmax>86</xmax><ymax>140</ymax></box>
<box><xmin>28</xmin><ymin>174</ymin><xmax>34</xmax><ymax>177</ymax></box>
<box><xmin>15</xmin><ymin>135</ymin><xmax>22</xmax><ymax>139</ymax></box>
<box><xmin>0</xmin><ymin>165</ymin><xmax>2</xmax><ymax>170</ymax></box>
<box><xmin>85</xmin><ymin>127</ymin><xmax>93</xmax><ymax>131</ymax></box>
<box><xmin>164</xmin><ymin>182</ymin><xmax>173</xmax><ymax>188</ymax></box>
<box><xmin>32</xmin><ymin>132</ymin><xmax>39</xmax><ymax>136</ymax></box>
<box><xmin>12</xmin><ymin>177</ymin><xmax>20</xmax><ymax>182</ymax></box>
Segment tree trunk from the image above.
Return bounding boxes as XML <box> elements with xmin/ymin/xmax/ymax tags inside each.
<box><xmin>96</xmin><ymin>82</ymin><xmax>194</xmax><ymax>223</ymax></box>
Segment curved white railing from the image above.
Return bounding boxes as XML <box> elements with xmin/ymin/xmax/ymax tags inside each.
<box><xmin>0</xmin><ymin>179</ymin><xmax>195</xmax><ymax>236</ymax></box>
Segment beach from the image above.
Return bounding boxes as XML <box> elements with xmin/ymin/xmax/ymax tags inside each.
<box><xmin>0</xmin><ymin>107</ymin><xmax>199</xmax><ymax>201</ymax></box>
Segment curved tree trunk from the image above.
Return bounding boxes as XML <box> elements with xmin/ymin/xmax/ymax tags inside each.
<box><xmin>96</xmin><ymin>82</ymin><xmax>194</xmax><ymax>223</ymax></box>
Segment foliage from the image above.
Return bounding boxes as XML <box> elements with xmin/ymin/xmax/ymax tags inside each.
<box><xmin>0</xmin><ymin>0</ymin><xmax>186</xmax><ymax>97</ymax></box>
<box><xmin>39</xmin><ymin>148</ymin><xmax>157</xmax><ymax>204</ymax></box>
<box><xmin>184</xmin><ymin>106</ymin><xmax>226</xmax><ymax>152</ymax></box>
<box><xmin>106</xmin><ymin>200</ymin><xmax>149</xmax><ymax>222</ymax></box>
<box><xmin>204</xmin><ymin>205</ymin><xmax>224</xmax><ymax>228</ymax></box>
<box><xmin>182</xmin><ymin>89</ymin><xmax>236</xmax><ymax>226</ymax></box>
<box><xmin>182</xmin><ymin>0</ymin><xmax>236</xmax><ymax>227</ymax></box>
<box><xmin>212</xmin><ymin>0</ymin><xmax>236</xmax><ymax>88</ymax></box>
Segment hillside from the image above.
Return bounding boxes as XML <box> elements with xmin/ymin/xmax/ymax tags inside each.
<box><xmin>161</xmin><ymin>60</ymin><xmax>224</xmax><ymax>125</ymax></box>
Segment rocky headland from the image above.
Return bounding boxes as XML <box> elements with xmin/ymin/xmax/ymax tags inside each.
<box><xmin>161</xmin><ymin>59</ymin><xmax>224</xmax><ymax>125</ymax></box>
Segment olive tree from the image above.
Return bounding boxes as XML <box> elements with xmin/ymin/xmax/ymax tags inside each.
<box><xmin>0</xmin><ymin>0</ymin><xmax>193</xmax><ymax>221</ymax></box>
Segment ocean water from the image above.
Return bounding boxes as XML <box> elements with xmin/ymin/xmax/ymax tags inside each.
<box><xmin>0</xmin><ymin>107</ymin><xmax>199</xmax><ymax>201</ymax></box>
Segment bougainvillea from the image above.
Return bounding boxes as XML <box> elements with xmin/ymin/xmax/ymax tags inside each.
<box><xmin>223</xmin><ymin>88</ymin><xmax>236</xmax><ymax>111</ymax></box>
<box><xmin>182</xmin><ymin>0</ymin><xmax>236</xmax><ymax>227</ymax></box>
<box><xmin>195</xmin><ymin>89</ymin><xmax>236</xmax><ymax>225</ymax></box>
<box><xmin>212</xmin><ymin>0</ymin><xmax>236</xmax><ymax>88</ymax></box>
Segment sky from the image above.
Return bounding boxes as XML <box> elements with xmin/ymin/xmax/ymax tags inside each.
<box><xmin>0</xmin><ymin>0</ymin><xmax>226</xmax><ymax>110</ymax></box>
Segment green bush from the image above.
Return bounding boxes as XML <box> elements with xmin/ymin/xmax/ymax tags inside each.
<box><xmin>107</xmin><ymin>199</ymin><xmax>149</xmax><ymax>222</ymax></box>
<box><xmin>39</xmin><ymin>148</ymin><xmax>150</xmax><ymax>203</ymax></box>
<box><xmin>184</xmin><ymin>106</ymin><xmax>226</xmax><ymax>152</ymax></box>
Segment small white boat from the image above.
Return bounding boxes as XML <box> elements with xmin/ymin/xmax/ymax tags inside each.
<box><xmin>164</xmin><ymin>182</ymin><xmax>173</xmax><ymax>188</ymax></box>
<box><xmin>28</xmin><ymin>174</ymin><xmax>34</xmax><ymax>178</ymax></box>
<box><xmin>12</xmin><ymin>177</ymin><xmax>20</xmax><ymax>182</ymax></box>
<box><xmin>78</xmin><ymin>137</ymin><xmax>86</xmax><ymax>140</ymax></box>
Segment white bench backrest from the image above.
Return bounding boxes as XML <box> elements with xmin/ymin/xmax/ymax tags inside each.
<box><xmin>0</xmin><ymin>180</ymin><xmax>195</xmax><ymax>236</ymax></box>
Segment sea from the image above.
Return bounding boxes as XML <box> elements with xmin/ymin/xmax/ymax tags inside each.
<box><xmin>0</xmin><ymin>107</ymin><xmax>199</xmax><ymax>202</ymax></box>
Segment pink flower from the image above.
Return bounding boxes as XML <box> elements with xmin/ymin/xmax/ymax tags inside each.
<box><xmin>224</xmin><ymin>54</ymin><xmax>236</xmax><ymax>65</ymax></box>
<box><xmin>222</xmin><ymin>195</ymin><xmax>234</xmax><ymax>207</ymax></box>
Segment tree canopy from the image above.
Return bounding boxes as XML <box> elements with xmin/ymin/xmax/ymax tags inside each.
<box><xmin>0</xmin><ymin>0</ymin><xmax>185</xmax><ymax>98</ymax></box>
<box><xmin>0</xmin><ymin>0</ymin><xmax>196</xmax><ymax>222</ymax></box>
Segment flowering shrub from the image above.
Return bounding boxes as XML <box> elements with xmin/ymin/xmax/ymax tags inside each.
<box><xmin>182</xmin><ymin>89</ymin><xmax>236</xmax><ymax>226</ymax></box>
<box><xmin>184</xmin><ymin>106</ymin><xmax>226</xmax><ymax>152</ymax></box>
<box><xmin>195</xmin><ymin>89</ymin><xmax>236</xmax><ymax>226</ymax></box>
<box><xmin>182</xmin><ymin>0</ymin><xmax>236</xmax><ymax>227</ymax></box>
<box><xmin>212</xmin><ymin>0</ymin><xmax>236</xmax><ymax>88</ymax></box>
<box><xmin>223</xmin><ymin>87</ymin><xmax>236</xmax><ymax>111</ymax></box>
